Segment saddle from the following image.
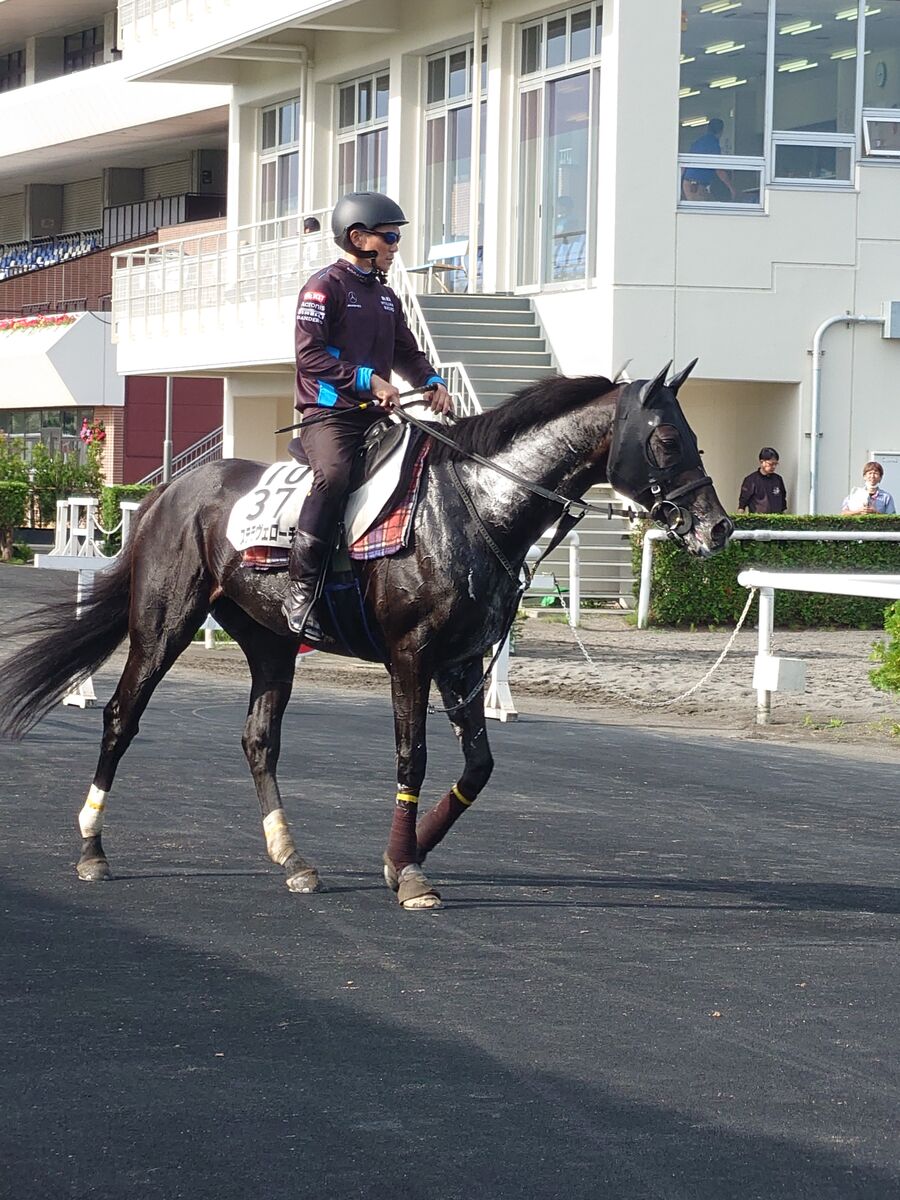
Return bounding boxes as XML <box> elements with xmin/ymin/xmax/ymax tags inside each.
<box><xmin>226</xmin><ymin>417</ymin><xmax>427</xmax><ymax>570</ymax></box>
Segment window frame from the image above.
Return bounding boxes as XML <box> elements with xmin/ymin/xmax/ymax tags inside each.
<box><xmin>257</xmin><ymin>96</ymin><xmax>302</xmax><ymax>242</ymax></box>
<box><xmin>335</xmin><ymin>70</ymin><xmax>390</xmax><ymax>195</ymax></box>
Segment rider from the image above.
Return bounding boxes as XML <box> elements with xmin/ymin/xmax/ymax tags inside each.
<box><xmin>283</xmin><ymin>191</ymin><xmax>453</xmax><ymax>635</ymax></box>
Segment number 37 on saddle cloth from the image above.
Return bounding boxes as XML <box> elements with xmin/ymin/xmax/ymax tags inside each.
<box><xmin>225</xmin><ymin>423</ymin><xmax>430</xmax><ymax>570</ymax></box>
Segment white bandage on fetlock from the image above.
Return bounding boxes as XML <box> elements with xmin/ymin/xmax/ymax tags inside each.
<box><xmin>263</xmin><ymin>809</ymin><xmax>297</xmax><ymax>866</ymax></box>
<box><xmin>78</xmin><ymin>785</ymin><xmax>107</xmax><ymax>838</ymax></box>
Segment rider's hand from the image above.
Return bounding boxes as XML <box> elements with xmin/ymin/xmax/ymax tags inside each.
<box><xmin>370</xmin><ymin>374</ymin><xmax>400</xmax><ymax>409</ymax></box>
<box><xmin>425</xmin><ymin>384</ymin><xmax>453</xmax><ymax>416</ymax></box>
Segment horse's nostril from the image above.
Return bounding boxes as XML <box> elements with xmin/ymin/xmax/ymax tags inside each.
<box><xmin>712</xmin><ymin>517</ymin><xmax>734</xmax><ymax>544</ymax></box>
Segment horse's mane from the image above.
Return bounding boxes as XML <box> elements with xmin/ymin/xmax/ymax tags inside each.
<box><xmin>427</xmin><ymin>374</ymin><xmax>617</xmax><ymax>464</ymax></box>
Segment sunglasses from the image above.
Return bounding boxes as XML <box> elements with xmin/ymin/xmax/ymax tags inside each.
<box><xmin>362</xmin><ymin>229</ymin><xmax>402</xmax><ymax>245</ymax></box>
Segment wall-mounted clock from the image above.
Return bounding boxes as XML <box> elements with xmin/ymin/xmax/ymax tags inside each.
<box><xmin>876</xmin><ymin>60</ymin><xmax>888</xmax><ymax>88</ymax></box>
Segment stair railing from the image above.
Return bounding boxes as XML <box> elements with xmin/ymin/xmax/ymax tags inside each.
<box><xmin>138</xmin><ymin>424</ymin><xmax>223</xmax><ymax>486</ymax></box>
<box><xmin>390</xmin><ymin>257</ymin><xmax>482</xmax><ymax>418</ymax></box>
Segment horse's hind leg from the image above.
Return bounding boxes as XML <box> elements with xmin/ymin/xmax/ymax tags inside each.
<box><xmin>77</xmin><ymin>592</ymin><xmax>209</xmax><ymax>881</ymax></box>
<box><xmin>213</xmin><ymin>601</ymin><xmax>321</xmax><ymax>894</ymax></box>
<box><xmin>414</xmin><ymin>655</ymin><xmax>494</xmax><ymax>862</ymax></box>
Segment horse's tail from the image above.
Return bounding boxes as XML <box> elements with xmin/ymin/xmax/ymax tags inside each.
<box><xmin>0</xmin><ymin>487</ymin><xmax>167</xmax><ymax>740</ymax></box>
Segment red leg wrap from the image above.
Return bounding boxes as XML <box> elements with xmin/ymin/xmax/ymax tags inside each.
<box><xmin>416</xmin><ymin>789</ymin><xmax>472</xmax><ymax>857</ymax></box>
<box><xmin>387</xmin><ymin>800</ymin><xmax>419</xmax><ymax>871</ymax></box>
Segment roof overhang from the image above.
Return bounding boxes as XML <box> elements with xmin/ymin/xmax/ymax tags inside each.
<box><xmin>0</xmin><ymin>314</ymin><xmax>124</xmax><ymax>409</ymax></box>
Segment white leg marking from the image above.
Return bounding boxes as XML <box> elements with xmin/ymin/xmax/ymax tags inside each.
<box><xmin>263</xmin><ymin>808</ymin><xmax>297</xmax><ymax>866</ymax></box>
<box><xmin>78</xmin><ymin>784</ymin><xmax>107</xmax><ymax>838</ymax></box>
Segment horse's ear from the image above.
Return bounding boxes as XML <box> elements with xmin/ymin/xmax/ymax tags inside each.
<box><xmin>640</xmin><ymin>361</ymin><xmax>672</xmax><ymax>407</ymax></box>
<box><xmin>613</xmin><ymin>358</ymin><xmax>632</xmax><ymax>383</ymax></box>
<box><xmin>667</xmin><ymin>358</ymin><xmax>699</xmax><ymax>395</ymax></box>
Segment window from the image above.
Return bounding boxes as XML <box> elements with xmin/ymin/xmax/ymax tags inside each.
<box><xmin>862</xmin><ymin>2</ymin><xmax>900</xmax><ymax>156</ymax></box>
<box><xmin>337</xmin><ymin>72</ymin><xmax>389</xmax><ymax>194</ymax></box>
<box><xmin>678</xmin><ymin>2</ymin><xmax>900</xmax><ymax>204</ymax></box>
<box><xmin>679</xmin><ymin>1</ymin><xmax>767</xmax><ymax>206</ymax></box>
<box><xmin>0</xmin><ymin>49</ymin><xmax>24</xmax><ymax>93</ymax></box>
<box><xmin>424</xmin><ymin>44</ymin><xmax>487</xmax><ymax>289</ymax></box>
<box><xmin>517</xmin><ymin>5</ymin><xmax>602</xmax><ymax>287</ymax></box>
<box><xmin>259</xmin><ymin>97</ymin><xmax>301</xmax><ymax>240</ymax></box>
<box><xmin>0</xmin><ymin>408</ymin><xmax>94</xmax><ymax>463</ymax></box>
<box><xmin>64</xmin><ymin>26</ymin><xmax>104</xmax><ymax>73</ymax></box>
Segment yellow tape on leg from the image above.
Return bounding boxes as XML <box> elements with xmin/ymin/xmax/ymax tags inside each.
<box><xmin>452</xmin><ymin>784</ymin><xmax>474</xmax><ymax>807</ymax></box>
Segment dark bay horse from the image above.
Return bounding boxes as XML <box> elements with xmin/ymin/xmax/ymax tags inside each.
<box><xmin>0</xmin><ymin>364</ymin><xmax>732</xmax><ymax>909</ymax></box>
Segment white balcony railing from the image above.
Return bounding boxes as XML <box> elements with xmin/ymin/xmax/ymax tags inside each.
<box><xmin>111</xmin><ymin>211</ymin><xmax>481</xmax><ymax>416</ymax></box>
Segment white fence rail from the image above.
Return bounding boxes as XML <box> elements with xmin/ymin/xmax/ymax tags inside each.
<box><xmin>738</xmin><ymin>568</ymin><xmax>900</xmax><ymax>724</ymax></box>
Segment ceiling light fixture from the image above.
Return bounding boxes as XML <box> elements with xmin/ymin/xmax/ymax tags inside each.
<box><xmin>779</xmin><ymin>20</ymin><xmax>824</xmax><ymax>34</ymax></box>
<box><xmin>705</xmin><ymin>40</ymin><xmax>746</xmax><ymax>54</ymax></box>
<box><xmin>680</xmin><ymin>87</ymin><xmax>702</xmax><ymax>97</ymax></box>
<box><xmin>778</xmin><ymin>58</ymin><xmax>819</xmax><ymax>72</ymax></box>
<box><xmin>708</xmin><ymin>75</ymin><xmax>748</xmax><ymax>87</ymax></box>
<box><xmin>699</xmin><ymin>2</ymin><xmax>742</xmax><ymax>13</ymax></box>
<box><xmin>835</xmin><ymin>5</ymin><xmax>881</xmax><ymax>19</ymax></box>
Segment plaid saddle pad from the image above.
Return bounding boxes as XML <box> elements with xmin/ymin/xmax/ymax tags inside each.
<box><xmin>348</xmin><ymin>443</ymin><xmax>429</xmax><ymax>561</ymax></box>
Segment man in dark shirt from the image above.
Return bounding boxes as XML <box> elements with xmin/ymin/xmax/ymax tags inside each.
<box><xmin>283</xmin><ymin>190</ymin><xmax>452</xmax><ymax>635</ymax></box>
<box><xmin>738</xmin><ymin>447</ymin><xmax>788</xmax><ymax>514</ymax></box>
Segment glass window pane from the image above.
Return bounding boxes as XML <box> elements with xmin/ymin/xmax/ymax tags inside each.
<box><xmin>547</xmin><ymin>16</ymin><xmax>567</xmax><ymax>68</ymax></box>
<box><xmin>864</xmin><ymin>3</ymin><xmax>900</xmax><ymax>108</ymax></box>
<box><xmin>357</xmin><ymin>130</ymin><xmax>376</xmax><ymax>190</ymax></box>
<box><xmin>375</xmin><ymin>74</ymin><xmax>390</xmax><ymax>119</ymax></box>
<box><xmin>427</xmin><ymin>56</ymin><xmax>446</xmax><ymax>104</ymax></box>
<box><xmin>545</xmin><ymin>72</ymin><xmax>589</xmax><ymax>283</ymax></box>
<box><xmin>261</xmin><ymin>108</ymin><xmax>277</xmax><ymax>150</ymax></box>
<box><xmin>338</xmin><ymin>141</ymin><xmax>355</xmax><ymax>193</ymax></box>
<box><xmin>25</xmin><ymin>410</ymin><xmax>40</xmax><ymax>435</ymax></box>
<box><xmin>260</xmin><ymin>161</ymin><xmax>276</xmax><ymax>220</ymax></box>
<box><xmin>774</xmin><ymin>142</ymin><xmax>853</xmax><ymax>178</ymax></box>
<box><xmin>278</xmin><ymin>101</ymin><xmax>295</xmax><ymax>146</ymax></box>
<box><xmin>425</xmin><ymin>115</ymin><xmax>447</xmax><ymax>249</ymax></box>
<box><xmin>521</xmin><ymin>24</ymin><xmax>542</xmax><ymax>75</ymax></box>
<box><xmin>864</xmin><ymin>115</ymin><xmax>900</xmax><ymax>153</ymax></box>
<box><xmin>481</xmin><ymin>41</ymin><xmax>487</xmax><ymax>90</ymax></box>
<box><xmin>447</xmin><ymin>105</ymin><xmax>473</xmax><ymax>239</ymax></box>
<box><xmin>571</xmin><ymin>9</ymin><xmax>593</xmax><ymax>61</ymax></box>
<box><xmin>517</xmin><ymin>89</ymin><xmax>541</xmax><ymax>286</ymax></box>
<box><xmin>773</xmin><ymin>0</ymin><xmax>855</xmax><ymax>133</ymax></box>
<box><xmin>449</xmin><ymin>50</ymin><xmax>467</xmax><ymax>98</ymax></box>
<box><xmin>595</xmin><ymin>4</ymin><xmax>603</xmax><ymax>55</ymax></box>
<box><xmin>682</xmin><ymin>166</ymin><xmax>762</xmax><ymax>203</ymax></box>
<box><xmin>339</xmin><ymin>85</ymin><xmax>355</xmax><ymax>129</ymax></box>
<box><xmin>278</xmin><ymin>152</ymin><xmax>299</xmax><ymax>217</ymax></box>
<box><xmin>374</xmin><ymin>128</ymin><xmax>388</xmax><ymax>193</ymax></box>
<box><xmin>10</xmin><ymin>411</ymin><xmax>24</xmax><ymax>436</ymax></box>
<box><xmin>679</xmin><ymin>0</ymin><xmax>768</xmax><ymax>157</ymax></box>
<box><xmin>358</xmin><ymin>79</ymin><xmax>372</xmax><ymax>124</ymax></box>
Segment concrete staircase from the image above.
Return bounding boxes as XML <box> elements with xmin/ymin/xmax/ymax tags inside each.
<box><xmin>418</xmin><ymin>293</ymin><xmax>555</xmax><ymax>410</ymax></box>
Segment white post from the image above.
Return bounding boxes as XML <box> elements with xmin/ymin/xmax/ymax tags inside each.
<box><xmin>567</xmin><ymin>532</ymin><xmax>580</xmax><ymax>627</ymax></box>
<box><xmin>119</xmin><ymin>499</ymin><xmax>141</xmax><ymax>545</ymax></box>
<box><xmin>637</xmin><ymin>528</ymin><xmax>661</xmax><ymax>629</ymax></box>
<box><xmin>485</xmin><ymin>636</ymin><xmax>518</xmax><ymax>722</ymax></box>
<box><xmin>756</xmin><ymin>586</ymin><xmax>774</xmax><ymax>725</ymax></box>
<box><xmin>62</xmin><ymin>570</ymin><xmax>97</xmax><ymax>708</ymax></box>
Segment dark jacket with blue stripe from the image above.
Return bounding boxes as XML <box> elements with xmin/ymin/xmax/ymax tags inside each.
<box><xmin>294</xmin><ymin>259</ymin><xmax>443</xmax><ymax>412</ymax></box>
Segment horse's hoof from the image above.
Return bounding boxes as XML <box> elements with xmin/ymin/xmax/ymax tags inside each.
<box><xmin>77</xmin><ymin>858</ymin><xmax>112</xmax><ymax>882</ymax></box>
<box><xmin>286</xmin><ymin>867</ymin><xmax>323</xmax><ymax>893</ymax></box>
<box><xmin>397</xmin><ymin>864</ymin><xmax>441</xmax><ymax>911</ymax></box>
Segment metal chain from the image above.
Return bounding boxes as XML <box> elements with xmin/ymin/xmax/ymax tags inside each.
<box><xmin>550</xmin><ymin>584</ymin><xmax>759</xmax><ymax>708</ymax></box>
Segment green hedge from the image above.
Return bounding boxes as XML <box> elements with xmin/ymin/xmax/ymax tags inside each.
<box><xmin>633</xmin><ymin>514</ymin><xmax>900</xmax><ymax>627</ymax></box>
<box><xmin>100</xmin><ymin>484</ymin><xmax>154</xmax><ymax>553</ymax></box>
<box><xmin>0</xmin><ymin>481</ymin><xmax>28</xmax><ymax>561</ymax></box>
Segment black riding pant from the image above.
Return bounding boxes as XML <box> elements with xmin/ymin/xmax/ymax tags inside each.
<box><xmin>295</xmin><ymin>406</ymin><xmax>385</xmax><ymax>542</ymax></box>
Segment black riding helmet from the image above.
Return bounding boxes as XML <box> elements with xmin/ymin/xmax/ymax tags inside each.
<box><xmin>331</xmin><ymin>191</ymin><xmax>408</xmax><ymax>254</ymax></box>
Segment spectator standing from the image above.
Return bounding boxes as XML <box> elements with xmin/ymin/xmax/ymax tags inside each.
<box><xmin>841</xmin><ymin>461</ymin><xmax>896</xmax><ymax>514</ymax></box>
<box><xmin>738</xmin><ymin>448</ymin><xmax>788</xmax><ymax>514</ymax></box>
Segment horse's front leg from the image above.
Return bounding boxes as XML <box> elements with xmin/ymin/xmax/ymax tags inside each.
<box><xmin>385</xmin><ymin>647</ymin><xmax>442</xmax><ymax>911</ymax></box>
<box><xmin>415</xmin><ymin>655</ymin><xmax>494</xmax><ymax>861</ymax></box>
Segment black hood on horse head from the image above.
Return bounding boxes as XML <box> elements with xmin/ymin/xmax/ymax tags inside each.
<box><xmin>426</xmin><ymin>374</ymin><xmax>618</xmax><ymax>465</ymax></box>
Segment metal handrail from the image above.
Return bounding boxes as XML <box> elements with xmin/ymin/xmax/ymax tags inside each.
<box><xmin>138</xmin><ymin>424</ymin><xmax>223</xmax><ymax>485</ymax></box>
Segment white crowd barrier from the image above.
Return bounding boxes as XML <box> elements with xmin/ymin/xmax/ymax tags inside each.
<box><xmin>738</xmin><ymin>568</ymin><xmax>900</xmax><ymax>724</ymax></box>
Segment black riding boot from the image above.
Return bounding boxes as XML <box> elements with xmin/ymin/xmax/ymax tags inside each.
<box><xmin>282</xmin><ymin>530</ymin><xmax>330</xmax><ymax>636</ymax></box>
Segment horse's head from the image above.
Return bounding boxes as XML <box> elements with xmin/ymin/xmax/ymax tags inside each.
<box><xmin>608</xmin><ymin>361</ymin><xmax>733</xmax><ymax>557</ymax></box>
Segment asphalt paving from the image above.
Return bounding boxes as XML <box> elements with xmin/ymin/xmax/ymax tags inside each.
<box><xmin>1</xmin><ymin>564</ymin><xmax>898</xmax><ymax>1199</ymax></box>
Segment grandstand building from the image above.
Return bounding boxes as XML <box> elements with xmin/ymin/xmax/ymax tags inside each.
<box><xmin>107</xmin><ymin>0</ymin><xmax>900</xmax><ymax>521</ymax></box>
<box><xmin>0</xmin><ymin>0</ymin><xmax>230</xmax><ymax>483</ymax></box>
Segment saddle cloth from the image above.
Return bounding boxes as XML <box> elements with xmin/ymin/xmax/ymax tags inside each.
<box><xmin>225</xmin><ymin>423</ymin><xmax>426</xmax><ymax>560</ymax></box>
